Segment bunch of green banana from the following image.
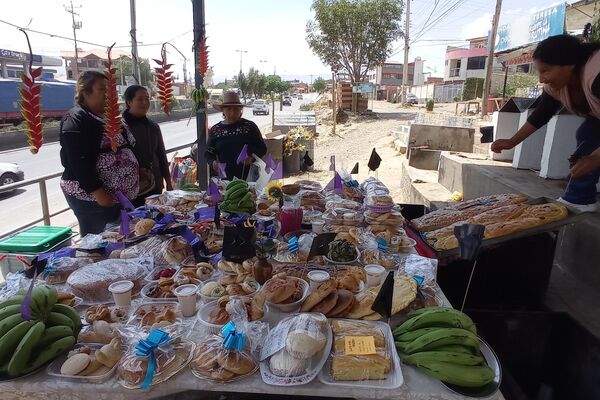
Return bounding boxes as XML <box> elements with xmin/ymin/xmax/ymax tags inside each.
<box><xmin>191</xmin><ymin>86</ymin><xmax>209</xmax><ymax>113</ymax></box>
<box><xmin>220</xmin><ymin>179</ymin><xmax>256</xmax><ymax>215</ymax></box>
<box><xmin>393</xmin><ymin>307</ymin><xmax>495</xmax><ymax>388</ymax></box>
<box><xmin>0</xmin><ymin>285</ymin><xmax>79</xmax><ymax>377</ymax></box>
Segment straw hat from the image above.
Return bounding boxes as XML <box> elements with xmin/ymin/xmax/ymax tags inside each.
<box><xmin>213</xmin><ymin>91</ymin><xmax>244</xmax><ymax>111</ymax></box>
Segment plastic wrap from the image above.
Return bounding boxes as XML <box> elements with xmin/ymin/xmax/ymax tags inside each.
<box><xmin>66</xmin><ymin>257</ymin><xmax>153</xmax><ymax>304</ymax></box>
<box><xmin>361</xmin><ymin>177</ymin><xmax>394</xmax><ymax>213</ymax></box>
<box><xmin>400</xmin><ymin>254</ymin><xmax>438</xmax><ymax>284</ymax></box>
<box><xmin>295</xmin><ymin>180</ymin><xmax>323</xmax><ymax>191</ymax></box>
<box><xmin>190</xmin><ymin>334</ymin><xmax>258</xmax><ymax>382</ymax></box>
<box><xmin>322</xmin><ymin>208</ymin><xmax>363</xmax><ymax>227</ymax></box>
<box><xmin>78</xmin><ymin>320</ymin><xmax>122</xmax><ymax>344</ymax></box>
<box><xmin>112</xmin><ymin>236</ymin><xmax>192</xmax><ymax>266</ymax></box>
<box><xmin>364</xmin><ymin>209</ymin><xmax>404</xmax><ymax>227</ymax></box>
<box><xmin>41</xmin><ymin>257</ymin><xmax>94</xmax><ymax>284</ymax></box>
<box><xmin>325</xmin><ymin>197</ymin><xmax>363</xmax><ymax>211</ymax></box>
<box><xmin>259</xmin><ymin>313</ymin><xmax>332</xmax><ymax>385</ymax></box>
<box><xmin>299</xmin><ymin>190</ymin><xmax>326</xmax><ymax>212</ymax></box>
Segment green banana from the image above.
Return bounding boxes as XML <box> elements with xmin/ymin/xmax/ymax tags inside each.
<box><xmin>226</xmin><ymin>179</ymin><xmax>248</xmax><ymax>191</ymax></box>
<box><xmin>403</xmin><ymin>351</ymin><xmax>484</xmax><ymax>366</ymax></box>
<box><xmin>405</xmin><ymin>306</ymin><xmax>454</xmax><ymax>320</ymax></box>
<box><xmin>21</xmin><ymin>335</ymin><xmax>76</xmax><ymax>375</ymax></box>
<box><xmin>394</xmin><ymin>327</ymin><xmax>441</xmax><ymax>343</ymax></box>
<box><xmin>43</xmin><ymin>285</ymin><xmax>58</xmax><ymax>310</ymax></box>
<box><xmin>226</xmin><ymin>186</ymin><xmax>248</xmax><ymax>201</ymax></box>
<box><xmin>237</xmin><ymin>192</ymin><xmax>252</xmax><ymax>207</ymax></box>
<box><xmin>8</xmin><ymin>321</ymin><xmax>45</xmax><ymax>377</ymax></box>
<box><xmin>411</xmin><ymin>360</ymin><xmax>495</xmax><ymax>387</ymax></box>
<box><xmin>0</xmin><ymin>320</ymin><xmax>35</xmax><ymax>365</ymax></box>
<box><xmin>46</xmin><ymin>312</ymin><xmax>74</xmax><ymax>330</ymax></box>
<box><xmin>0</xmin><ymin>314</ymin><xmax>24</xmax><ymax>338</ymax></box>
<box><xmin>0</xmin><ymin>295</ymin><xmax>25</xmax><ymax>309</ymax></box>
<box><xmin>30</xmin><ymin>286</ymin><xmax>49</xmax><ymax>318</ymax></box>
<box><xmin>0</xmin><ymin>304</ymin><xmax>22</xmax><ymax>322</ymax></box>
<box><xmin>403</xmin><ymin>328</ymin><xmax>480</xmax><ymax>354</ymax></box>
<box><xmin>51</xmin><ymin>304</ymin><xmax>82</xmax><ymax>335</ymax></box>
<box><xmin>395</xmin><ymin>308</ymin><xmax>476</xmax><ymax>335</ymax></box>
<box><xmin>433</xmin><ymin>344</ymin><xmax>478</xmax><ymax>355</ymax></box>
<box><xmin>35</xmin><ymin>325</ymin><xmax>73</xmax><ymax>350</ymax></box>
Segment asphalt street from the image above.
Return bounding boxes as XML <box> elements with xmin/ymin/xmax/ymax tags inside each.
<box><xmin>0</xmin><ymin>93</ymin><xmax>316</xmax><ymax>237</ymax></box>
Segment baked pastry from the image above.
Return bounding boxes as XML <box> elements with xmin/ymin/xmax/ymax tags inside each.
<box><xmin>310</xmin><ymin>290</ymin><xmax>339</xmax><ymax>315</ymax></box>
<box><xmin>519</xmin><ymin>202</ymin><xmax>568</xmax><ymax>223</ymax></box>
<box><xmin>95</xmin><ymin>337</ymin><xmax>122</xmax><ymax>368</ymax></box>
<box><xmin>79</xmin><ymin>355</ymin><xmax>103</xmax><ymax>376</ymax></box>
<box><xmin>269</xmin><ymin>349</ymin><xmax>306</xmax><ymax>377</ymax></box>
<box><xmin>326</xmin><ymin>289</ymin><xmax>354</xmax><ymax>317</ymax></box>
<box><xmin>61</xmin><ymin>353</ymin><xmax>90</xmax><ymax>375</ymax></box>
<box><xmin>216</xmin><ymin>350</ymin><xmax>256</xmax><ymax>375</ymax></box>
<box><xmin>345</xmin><ymin>291</ymin><xmax>377</xmax><ymax>319</ymax></box>
<box><xmin>335</xmin><ymin>271</ymin><xmax>362</xmax><ymax>293</ymax></box>
<box><xmin>300</xmin><ymin>279</ymin><xmax>336</xmax><ymax>311</ymax></box>
<box><xmin>368</xmin><ymin>275</ymin><xmax>417</xmax><ymax>315</ymax></box>
<box><xmin>208</xmin><ymin>307</ymin><xmax>230</xmax><ymax>325</ymax></box>
<box><xmin>85</xmin><ymin>305</ymin><xmax>111</xmax><ymax>324</ymax></box>
<box><xmin>285</xmin><ymin>329</ymin><xmax>326</xmax><ymax>360</ymax></box>
<box><xmin>332</xmin><ymin>352</ymin><xmax>391</xmax><ymax>381</ymax></box>
<box><xmin>134</xmin><ymin>219</ymin><xmax>156</xmax><ymax>236</ymax></box>
<box><xmin>263</xmin><ymin>277</ymin><xmax>296</xmax><ymax>304</ymax></box>
<box><xmin>332</xmin><ymin>320</ymin><xmax>386</xmax><ymax>351</ymax></box>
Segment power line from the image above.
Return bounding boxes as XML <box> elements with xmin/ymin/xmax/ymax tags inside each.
<box><xmin>412</xmin><ymin>0</ymin><xmax>468</xmax><ymax>44</ymax></box>
<box><xmin>0</xmin><ymin>18</ymin><xmax>108</xmax><ymax>48</ymax></box>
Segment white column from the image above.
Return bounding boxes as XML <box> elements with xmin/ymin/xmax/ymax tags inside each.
<box><xmin>539</xmin><ymin>114</ymin><xmax>584</xmax><ymax>179</ymax></box>
<box><xmin>512</xmin><ymin>109</ymin><xmax>547</xmax><ymax>170</ymax></box>
<box><xmin>491</xmin><ymin>110</ymin><xmax>521</xmax><ymax>161</ymax></box>
<box><xmin>0</xmin><ymin>61</ymin><xmax>7</xmax><ymax>78</ymax></box>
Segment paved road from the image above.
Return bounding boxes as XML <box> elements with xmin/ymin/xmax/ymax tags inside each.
<box><xmin>0</xmin><ymin>94</ymin><xmax>317</xmax><ymax>236</ymax></box>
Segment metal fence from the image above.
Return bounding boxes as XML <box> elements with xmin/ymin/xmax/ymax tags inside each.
<box><xmin>0</xmin><ymin>141</ymin><xmax>196</xmax><ymax>240</ymax></box>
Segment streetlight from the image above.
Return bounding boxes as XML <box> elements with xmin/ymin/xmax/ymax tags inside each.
<box><xmin>259</xmin><ymin>59</ymin><xmax>267</xmax><ymax>75</ymax></box>
<box><xmin>235</xmin><ymin>49</ymin><xmax>247</xmax><ymax>73</ymax></box>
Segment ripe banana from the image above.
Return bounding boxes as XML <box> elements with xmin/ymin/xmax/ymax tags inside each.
<box><xmin>0</xmin><ymin>314</ymin><xmax>24</xmax><ymax>338</ymax></box>
<box><xmin>0</xmin><ymin>304</ymin><xmax>22</xmax><ymax>322</ymax></box>
<box><xmin>51</xmin><ymin>304</ymin><xmax>82</xmax><ymax>335</ymax></box>
<box><xmin>0</xmin><ymin>320</ymin><xmax>35</xmax><ymax>365</ymax></box>
<box><xmin>403</xmin><ymin>351</ymin><xmax>485</xmax><ymax>366</ymax></box>
<box><xmin>46</xmin><ymin>312</ymin><xmax>74</xmax><ymax>330</ymax></box>
<box><xmin>412</xmin><ymin>360</ymin><xmax>495</xmax><ymax>387</ymax></box>
<box><xmin>8</xmin><ymin>321</ymin><xmax>45</xmax><ymax>377</ymax></box>
<box><xmin>0</xmin><ymin>295</ymin><xmax>25</xmax><ymax>309</ymax></box>
<box><xmin>396</xmin><ymin>308</ymin><xmax>476</xmax><ymax>335</ymax></box>
<box><xmin>35</xmin><ymin>325</ymin><xmax>74</xmax><ymax>349</ymax></box>
<box><xmin>403</xmin><ymin>328</ymin><xmax>480</xmax><ymax>354</ymax></box>
<box><xmin>21</xmin><ymin>335</ymin><xmax>76</xmax><ymax>375</ymax></box>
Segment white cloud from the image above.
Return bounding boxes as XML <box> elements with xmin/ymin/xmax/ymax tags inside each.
<box><xmin>461</xmin><ymin>13</ymin><xmax>492</xmax><ymax>40</ymax></box>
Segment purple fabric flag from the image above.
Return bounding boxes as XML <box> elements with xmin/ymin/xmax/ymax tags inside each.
<box><xmin>329</xmin><ymin>155</ymin><xmax>336</xmax><ymax>171</ymax></box>
<box><xmin>208</xmin><ymin>180</ymin><xmax>223</xmax><ymax>203</ymax></box>
<box><xmin>115</xmin><ymin>191</ymin><xmax>134</xmax><ymax>211</ymax></box>
<box><xmin>265</xmin><ymin>154</ymin><xmax>277</xmax><ymax>172</ymax></box>
<box><xmin>271</xmin><ymin>161</ymin><xmax>283</xmax><ymax>180</ymax></box>
<box><xmin>236</xmin><ymin>144</ymin><xmax>249</xmax><ymax>165</ymax></box>
<box><xmin>325</xmin><ymin>172</ymin><xmax>343</xmax><ymax>194</ymax></box>
<box><xmin>120</xmin><ymin>209</ymin><xmax>130</xmax><ymax>238</ymax></box>
<box><xmin>217</xmin><ymin>162</ymin><xmax>227</xmax><ymax>179</ymax></box>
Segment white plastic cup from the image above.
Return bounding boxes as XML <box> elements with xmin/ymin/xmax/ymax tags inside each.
<box><xmin>312</xmin><ymin>219</ymin><xmax>325</xmax><ymax>234</ymax></box>
<box><xmin>108</xmin><ymin>280</ymin><xmax>134</xmax><ymax>307</ymax></box>
<box><xmin>307</xmin><ymin>270</ymin><xmax>330</xmax><ymax>291</ymax></box>
<box><xmin>364</xmin><ymin>264</ymin><xmax>386</xmax><ymax>288</ymax></box>
<box><xmin>173</xmin><ymin>284</ymin><xmax>199</xmax><ymax>317</ymax></box>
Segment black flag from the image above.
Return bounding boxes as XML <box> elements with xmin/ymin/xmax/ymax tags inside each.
<box><xmin>371</xmin><ymin>271</ymin><xmax>395</xmax><ymax>319</ymax></box>
<box><xmin>368</xmin><ymin>148</ymin><xmax>382</xmax><ymax>171</ymax></box>
<box><xmin>453</xmin><ymin>224</ymin><xmax>485</xmax><ymax>262</ymax></box>
<box><xmin>307</xmin><ymin>232</ymin><xmax>338</xmax><ymax>261</ymax></box>
<box><xmin>350</xmin><ymin>162</ymin><xmax>359</xmax><ymax>174</ymax></box>
<box><xmin>303</xmin><ymin>151</ymin><xmax>314</xmax><ymax>167</ymax></box>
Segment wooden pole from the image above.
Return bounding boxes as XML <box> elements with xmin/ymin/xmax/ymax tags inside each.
<box><xmin>192</xmin><ymin>0</ymin><xmax>208</xmax><ymax>190</ymax></box>
<box><xmin>332</xmin><ymin>71</ymin><xmax>336</xmax><ymax>136</ymax></box>
<box><xmin>481</xmin><ymin>0</ymin><xmax>503</xmax><ymax>117</ymax></box>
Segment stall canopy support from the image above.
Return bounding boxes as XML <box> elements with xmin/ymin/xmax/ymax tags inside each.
<box><xmin>193</xmin><ymin>0</ymin><xmax>208</xmax><ymax>190</ymax></box>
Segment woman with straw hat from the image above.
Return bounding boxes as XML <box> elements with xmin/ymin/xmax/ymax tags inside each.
<box><xmin>205</xmin><ymin>91</ymin><xmax>267</xmax><ymax>180</ymax></box>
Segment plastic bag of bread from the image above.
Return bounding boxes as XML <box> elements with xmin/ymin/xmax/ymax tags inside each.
<box><xmin>41</xmin><ymin>256</ymin><xmax>94</xmax><ymax>284</ymax></box>
<box><xmin>323</xmin><ymin>208</ymin><xmax>363</xmax><ymax>227</ymax></box>
<box><xmin>299</xmin><ymin>190</ymin><xmax>326</xmax><ymax>212</ymax></box>
<box><xmin>67</xmin><ymin>257</ymin><xmax>153</xmax><ymax>304</ymax></box>
<box><xmin>259</xmin><ymin>313</ymin><xmax>332</xmax><ymax>385</ymax></box>
<box><xmin>112</xmin><ymin>236</ymin><xmax>191</xmax><ymax>266</ymax></box>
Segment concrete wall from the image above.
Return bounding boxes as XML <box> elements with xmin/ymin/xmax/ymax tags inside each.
<box><xmin>539</xmin><ymin>115</ymin><xmax>583</xmax><ymax>179</ymax></box>
<box><xmin>512</xmin><ymin>109</ymin><xmax>547</xmax><ymax>170</ymax></box>
<box><xmin>408</xmin><ymin>123</ymin><xmax>474</xmax><ymax>153</ymax></box>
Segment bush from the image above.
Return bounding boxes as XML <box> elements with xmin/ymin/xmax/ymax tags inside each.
<box><xmin>299</xmin><ymin>102</ymin><xmax>315</xmax><ymax>111</ymax></box>
<box><xmin>453</xmin><ymin>96</ymin><xmax>461</xmax><ymax>102</ymax></box>
<box><xmin>462</xmin><ymin>78</ymin><xmax>484</xmax><ymax>101</ymax></box>
<box><xmin>426</xmin><ymin>99</ymin><xmax>434</xmax><ymax>111</ymax></box>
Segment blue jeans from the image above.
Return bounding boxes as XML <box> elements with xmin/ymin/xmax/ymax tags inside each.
<box><xmin>64</xmin><ymin>194</ymin><xmax>120</xmax><ymax>237</ymax></box>
<box><xmin>563</xmin><ymin>118</ymin><xmax>600</xmax><ymax>205</ymax></box>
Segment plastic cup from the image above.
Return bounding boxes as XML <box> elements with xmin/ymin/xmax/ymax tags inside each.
<box><xmin>312</xmin><ymin>219</ymin><xmax>325</xmax><ymax>234</ymax></box>
<box><xmin>108</xmin><ymin>280</ymin><xmax>134</xmax><ymax>307</ymax></box>
<box><xmin>173</xmin><ymin>284</ymin><xmax>199</xmax><ymax>317</ymax></box>
<box><xmin>364</xmin><ymin>264</ymin><xmax>386</xmax><ymax>288</ymax></box>
<box><xmin>307</xmin><ymin>270</ymin><xmax>330</xmax><ymax>290</ymax></box>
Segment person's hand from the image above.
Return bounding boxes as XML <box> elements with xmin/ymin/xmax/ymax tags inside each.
<box><xmin>212</xmin><ymin>160</ymin><xmax>219</xmax><ymax>172</ymax></box>
<box><xmin>243</xmin><ymin>156</ymin><xmax>254</xmax><ymax>166</ymax></box>
<box><xmin>490</xmin><ymin>139</ymin><xmax>516</xmax><ymax>153</ymax></box>
<box><xmin>570</xmin><ymin>151</ymin><xmax>600</xmax><ymax>178</ymax></box>
<box><xmin>92</xmin><ymin>188</ymin><xmax>116</xmax><ymax>207</ymax></box>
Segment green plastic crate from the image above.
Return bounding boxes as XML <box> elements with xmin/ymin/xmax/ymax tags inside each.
<box><xmin>0</xmin><ymin>226</ymin><xmax>72</xmax><ymax>253</ymax></box>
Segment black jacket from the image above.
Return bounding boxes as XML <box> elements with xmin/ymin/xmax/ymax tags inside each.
<box><xmin>123</xmin><ymin>110</ymin><xmax>172</xmax><ymax>193</ymax></box>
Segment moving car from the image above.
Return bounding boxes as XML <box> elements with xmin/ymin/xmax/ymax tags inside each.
<box><xmin>406</xmin><ymin>93</ymin><xmax>419</xmax><ymax>104</ymax></box>
<box><xmin>252</xmin><ymin>99</ymin><xmax>269</xmax><ymax>115</ymax></box>
<box><xmin>283</xmin><ymin>96</ymin><xmax>292</xmax><ymax>106</ymax></box>
<box><xmin>0</xmin><ymin>162</ymin><xmax>24</xmax><ymax>192</ymax></box>
<box><xmin>297</xmin><ymin>94</ymin><xmax>303</xmax><ymax>100</ymax></box>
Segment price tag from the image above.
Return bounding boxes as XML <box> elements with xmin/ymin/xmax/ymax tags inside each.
<box><xmin>344</xmin><ymin>336</ymin><xmax>376</xmax><ymax>355</ymax></box>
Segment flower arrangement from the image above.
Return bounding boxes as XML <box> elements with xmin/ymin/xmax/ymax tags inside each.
<box><xmin>288</xmin><ymin>126</ymin><xmax>316</xmax><ymax>141</ymax></box>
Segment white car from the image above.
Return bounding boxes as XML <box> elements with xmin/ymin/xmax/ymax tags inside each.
<box><xmin>297</xmin><ymin>94</ymin><xmax>303</xmax><ymax>100</ymax></box>
<box><xmin>0</xmin><ymin>162</ymin><xmax>24</xmax><ymax>192</ymax></box>
<box><xmin>252</xmin><ymin>99</ymin><xmax>269</xmax><ymax>115</ymax></box>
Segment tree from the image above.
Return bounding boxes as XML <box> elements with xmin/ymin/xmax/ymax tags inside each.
<box><xmin>306</xmin><ymin>0</ymin><xmax>403</xmax><ymax>84</ymax></box>
<box><xmin>312</xmin><ymin>77</ymin><xmax>326</xmax><ymax>93</ymax></box>
<box><xmin>114</xmin><ymin>57</ymin><xmax>152</xmax><ymax>86</ymax></box>
<box><xmin>236</xmin><ymin>72</ymin><xmax>250</xmax><ymax>100</ymax></box>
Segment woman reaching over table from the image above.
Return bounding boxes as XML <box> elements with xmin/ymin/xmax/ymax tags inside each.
<box><xmin>205</xmin><ymin>91</ymin><xmax>267</xmax><ymax>180</ymax></box>
<box><xmin>491</xmin><ymin>34</ymin><xmax>600</xmax><ymax>212</ymax></box>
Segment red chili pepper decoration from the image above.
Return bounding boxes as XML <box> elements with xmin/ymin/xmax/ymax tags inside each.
<box><xmin>18</xmin><ymin>30</ymin><xmax>43</xmax><ymax>154</ymax></box>
<box><xmin>153</xmin><ymin>44</ymin><xmax>174</xmax><ymax>115</ymax></box>
<box><xmin>103</xmin><ymin>44</ymin><xmax>121</xmax><ymax>153</ymax></box>
<box><xmin>199</xmin><ymin>38</ymin><xmax>209</xmax><ymax>79</ymax></box>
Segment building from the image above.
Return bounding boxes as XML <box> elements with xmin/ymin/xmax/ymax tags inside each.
<box><xmin>444</xmin><ymin>37</ymin><xmax>488</xmax><ymax>82</ymax></box>
<box><xmin>0</xmin><ymin>48</ymin><xmax>62</xmax><ymax>79</ymax></box>
<box><xmin>60</xmin><ymin>48</ymin><xmax>130</xmax><ymax>80</ymax></box>
<box><xmin>369</xmin><ymin>57</ymin><xmax>424</xmax><ymax>100</ymax></box>
<box><xmin>286</xmin><ymin>79</ymin><xmax>309</xmax><ymax>94</ymax></box>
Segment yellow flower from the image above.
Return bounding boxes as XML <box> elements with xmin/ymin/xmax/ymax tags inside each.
<box><xmin>265</xmin><ymin>181</ymin><xmax>283</xmax><ymax>201</ymax></box>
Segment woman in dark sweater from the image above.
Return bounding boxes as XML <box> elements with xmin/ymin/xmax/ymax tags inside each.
<box><xmin>123</xmin><ymin>85</ymin><xmax>172</xmax><ymax>207</ymax></box>
<box><xmin>205</xmin><ymin>91</ymin><xmax>267</xmax><ymax>180</ymax></box>
<box><xmin>60</xmin><ymin>71</ymin><xmax>139</xmax><ymax>235</ymax></box>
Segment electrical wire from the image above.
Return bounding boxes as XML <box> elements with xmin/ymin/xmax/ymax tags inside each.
<box><xmin>0</xmin><ymin>18</ymin><xmax>108</xmax><ymax>48</ymax></box>
<box><xmin>411</xmin><ymin>0</ymin><xmax>469</xmax><ymax>44</ymax></box>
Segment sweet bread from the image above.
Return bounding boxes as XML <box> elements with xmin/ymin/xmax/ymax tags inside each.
<box><xmin>300</xmin><ymin>279</ymin><xmax>336</xmax><ymax>311</ymax></box>
<box><xmin>216</xmin><ymin>350</ymin><xmax>256</xmax><ymax>375</ymax></box>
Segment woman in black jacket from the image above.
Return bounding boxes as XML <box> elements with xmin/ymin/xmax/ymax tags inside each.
<box><xmin>123</xmin><ymin>85</ymin><xmax>172</xmax><ymax>207</ymax></box>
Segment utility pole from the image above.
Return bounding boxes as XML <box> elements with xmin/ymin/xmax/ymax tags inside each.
<box><xmin>64</xmin><ymin>1</ymin><xmax>82</xmax><ymax>81</ymax></box>
<box><xmin>401</xmin><ymin>0</ymin><xmax>410</xmax><ymax>104</ymax></box>
<box><xmin>129</xmin><ymin>0</ymin><xmax>141</xmax><ymax>84</ymax></box>
<box><xmin>235</xmin><ymin>49</ymin><xmax>247</xmax><ymax>73</ymax></box>
<box><xmin>193</xmin><ymin>0</ymin><xmax>208</xmax><ymax>190</ymax></box>
<box><xmin>259</xmin><ymin>59</ymin><xmax>267</xmax><ymax>74</ymax></box>
<box><xmin>482</xmin><ymin>0</ymin><xmax>503</xmax><ymax>117</ymax></box>
<box><xmin>332</xmin><ymin>70</ymin><xmax>337</xmax><ymax>136</ymax></box>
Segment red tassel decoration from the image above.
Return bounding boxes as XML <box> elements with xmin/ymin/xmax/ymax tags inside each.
<box><xmin>153</xmin><ymin>44</ymin><xmax>174</xmax><ymax>114</ymax></box>
<box><xmin>103</xmin><ymin>44</ymin><xmax>121</xmax><ymax>153</ymax></box>
<box><xmin>199</xmin><ymin>39</ymin><xmax>209</xmax><ymax>79</ymax></box>
<box><xmin>18</xmin><ymin>30</ymin><xmax>43</xmax><ymax>154</ymax></box>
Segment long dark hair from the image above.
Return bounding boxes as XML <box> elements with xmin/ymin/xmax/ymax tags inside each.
<box><xmin>533</xmin><ymin>34</ymin><xmax>600</xmax><ymax>67</ymax></box>
<box><xmin>76</xmin><ymin>71</ymin><xmax>106</xmax><ymax>106</ymax></box>
<box><xmin>123</xmin><ymin>85</ymin><xmax>148</xmax><ymax>109</ymax></box>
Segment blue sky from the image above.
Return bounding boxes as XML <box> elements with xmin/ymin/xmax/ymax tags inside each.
<box><xmin>0</xmin><ymin>0</ymin><xmax>569</xmax><ymax>83</ymax></box>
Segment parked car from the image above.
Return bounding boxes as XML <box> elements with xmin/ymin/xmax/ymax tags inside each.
<box><xmin>283</xmin><ymin>96</ymin><xmax>292</xmax><ymax>106</ymax></box>
<box><xmin>246</xmin><ymin>97</ymin><xmax>255</xmax><ymax>105</ymax></box>
<box><xmin>297</xmin><ymin>94</ymin><xmax>303</xmax><ymax>100</ymax></box>
<box><xmin>252</xmin><ymin>99</ymin><xmax>269</xmax><ymax>115</ymax></box>
<box><xmin>406</xmin><ymin>93</ymin><xmax>419</xmax><ymax>104</ymax></box>
<box><xmin>291</xmin><ymin>93</ymin><xmax>297</xmax><ymax>98</ymax></box>
<box><xmin>0</xmin><ymin>162</ymin><xmax>24</xmax><ymax>192</ymax></box>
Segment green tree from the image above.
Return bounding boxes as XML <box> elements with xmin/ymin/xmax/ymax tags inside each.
<box><xmin>494</xmin><ymin>73</ymin><xmax>539</xmax><ymax>98</ymax></box>
<box><xmin>306</xmin><ymin>0</ymin><xmax>403</xmax><ymax>84</ymax></box>
<box><xmin>255</xmin><ymin>74</ymin><xmax>268</xmax><ymax>98</ymax></box>
<box><xmin>236</xmin><ymin>72</ymin><xmax>250</xmax><ymax>100</ymax></box>
<box><xmin>115</xmin><ymin>57</ymin><xmax>152</xmax><ymax>86</ymax></box>
<box><xmin>247</xmin><ymin>68</ymin><xmax>261</xmax><ymax>97</ymax></box>
<box><xmin>312</xmin><ymin>77</ymin><xmax>326</xmax><ymax>93</ymax></box>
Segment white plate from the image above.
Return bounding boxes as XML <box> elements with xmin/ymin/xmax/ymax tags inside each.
<box><xmin>47</xmin><ymin>343</ymin><xmax>128</xmax><ymax>383</ymax></box>
<box><xmin>317</xmin><ymin>320</ymin><xmax>404</xmax><ymax>389</ymax></box>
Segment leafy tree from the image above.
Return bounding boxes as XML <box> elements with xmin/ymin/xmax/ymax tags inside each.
<box><xmin>236</xmin><ymin>72</ymin><xmax>250</xmax><ymax>100</ymax></box>
<box><xmin>114</xmin><ymin>57</ymin><xmax>152</xmax><ymax>86</ymax></box>
<box><xmin>247</xmin><ymin>68</ymin><xmax>261</xmax><ymax>97</ymax></box>
<box><xmin>306</xmin><ymin>0</ymin><xmax>403</xmax><ymax>84</ymax></box>
<box><xmin>493</xmin><ymin>73</ymin><xmax>539</xmax><ymax>98</ymax></box>
<box><xmin>312</xmin><ymin>77</ymin><xmax>326</xmax><ymax>93</ymax></box>
<box><xmin>462</xmin><ymin>78</ymin><xmax>484</xmax><ymax>101</ymax></box>
<box><xmin>214</xmin><ymin>80</ymin><xmax>236</xmax><ymax>90</ymax></box>
<box><xmin>255</xmin><ymin>74</ymin><xmax>268</xmax><ymax>98</ymax></box>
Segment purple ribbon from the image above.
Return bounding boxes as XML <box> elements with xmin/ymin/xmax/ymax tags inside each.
<box><xmin>271</xmin><ymin>161</ymin><xmax>283</xmax><ymax>180</ymax></box>
<box><xmin>20</xmin><ymin>278</ymin><xmax>35</xmax><ymax>320</ymax></box>
<box><xmin>120</xmin><ymin>209</ymin><xmax>130</xmax><ymax>238</ymax></box>
<box><xmin>195</xmin><ymin>207</ymin><xmax>215</xmax><ymax>221</ymax></box>
<box><xmin>115</xmin><ymin>191</ymin><xmax>134</xmax><ymax>211</ymax></box>
<box><xmin>236</xmin><ymin>144</ymin><xmax>249</xmax><ymax>165</ymax></box>
<box><xmin>151</xmin><ymin>214</ymin><xmax>176</xmax><ymax>235</ymax></box>
<box><xmin>37</xmin><ymin>247</ymin><xmax>75</xmax><ymax>262</ymax></box>
<box><xmin>207</xmin><ymin>180</ymin><xmax>222</xmax><ymax>203</ymax></box>
<box><xmin>102</xmin><ymin>241</ymin><xmax>125</xmax><ymax>257</ymax></box>
<box><xmin>128</xmin><ymin>207</ymin><xmax>149</xmax><ymax>219</ymax></box>
<box><xmin>217</xmin><ymin>163</ymin><xmax>227</xmax><ymax>179</ymax></box>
